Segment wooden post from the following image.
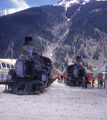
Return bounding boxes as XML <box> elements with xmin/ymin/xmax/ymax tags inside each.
<box><xmin>106</xmin><ymin>80</ymin><xmax>107</xmax><ymax>93</ymax></box>
<box><xmin>104</xmin><ymin>80</ymin><xmax>106</xmax><ymax>89</ymax></box>
<box><xmin>5</xmin><ymin>85</ymin><xmax>8</xmax><ymax>90</ymax></box>
<box><xmin>92</xmin><ymin>81</ymin><xmax>94</xmax><ymax>88</ymax></box>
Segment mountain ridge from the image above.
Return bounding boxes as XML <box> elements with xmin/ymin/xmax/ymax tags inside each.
<box><xmin>54</xmin><ymin>0</ymin><xmax>107</xmax><ymax>10</ymax></box>
<box><xmin>0</xmin><ymin>8</ymin><xmax>26</xmax><ymax>17</ymax></box>
<box><xmin>1</xmin><ymin>0</ymin><xmax>107</xmax><ymax>17</ymax></box>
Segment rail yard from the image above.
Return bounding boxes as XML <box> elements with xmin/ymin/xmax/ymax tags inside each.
<box><xmin>0</xmin><ymin>37</ymin><xmax>107</xmax><ymax>120</ymax></box>
<box><xmin>0</xmin><ymin>80</ymin><xmax>107</xmax><ymax>120</ymax></box>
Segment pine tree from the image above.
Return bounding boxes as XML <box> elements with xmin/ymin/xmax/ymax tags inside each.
<box><xmin>88</xmin><ymin>51</ymin><xmax>91</xmax><ymax>56</ymax></box>
<box><xmin>84</xmin><ymin>43</ymin><xmax>86</xmax><ymax>47</ymax></box>
<box><xmin>86</xmin><ymin>62</ymin><xmax>88</xmax><ymax>69</ymax></box>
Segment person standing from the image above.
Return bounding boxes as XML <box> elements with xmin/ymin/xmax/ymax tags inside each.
<box><xmin>58</xmin><ymin>75</ymin><xmax>61</xmax><ymax>83</ymax></box>
<box><xmin>85</xmin><ymin>74</ymin><xmax>88</xmax><ymax>88</ymax></box>
<box><xmin>82</xmin><ymin>77</ymin><xmax>85</xmax><ymax>88</ymax></box>
<box><xmin>92</xmin><ymin>77</ymin><xmax>95</xmax><ymax>88</ymax></box>
<box><xmin>88</xmin><ymin>76</ymin><xmax>92</xmax><ymax>87</ymax></box>
<box><xmin>61</xmin><ymin>75</ymin><xmax>63</xmax><ymax>83</ymax></box>
<box><xmin>100</xmin><ymin>78</ymin><xmax>103</xmax><ymax>88</ymax></box>
<box><xmin>97</xmin><ymin>76</ymin><xmax>102</xmax><ymax>88</ymax></box>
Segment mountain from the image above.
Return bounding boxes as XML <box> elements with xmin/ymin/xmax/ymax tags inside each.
<box><xmin>54</xmin><ymin>0</ymin><xmax>107</xmax><ymax>10</ymax></box>
<box><xmin>1</xmin><ymin>0</ymin><xmax>107</xmax><ymax>17</ymax></box>
<box><xmin>54</xmin><ymin>1</ymin><xmax>107</xmax><ymax>71</ymax></box>
<box><xmin>0</xmin><ymin>8</ymin><xmax>22</xmax><ymax>17</ymax></box>
<box><xmin>0</xmin><ymin>1</ymin><xmax>107</xmax><ymax>72</ymax></box>
<box><xmin>0</xmin><ymin>5</ymin><xmax>65</xmax><ymax>58</ymax></box>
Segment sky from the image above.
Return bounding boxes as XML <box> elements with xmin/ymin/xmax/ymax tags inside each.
<box><xmin>0</xmin><ymin>0</ymin><xmax>60</xmax><ymax>10</ymax></box>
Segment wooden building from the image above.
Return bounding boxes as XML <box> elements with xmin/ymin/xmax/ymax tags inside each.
<box><xmin>93</xmin><ymin>61</ymin><xmax>107</xmax><ymax>79</ymax></box>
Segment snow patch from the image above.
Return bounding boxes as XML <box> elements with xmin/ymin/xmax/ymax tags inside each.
<box><xmin>0</xmin><ymin>8</ymin><xmax>27</xmax><ymax>17</ymax></box>
<box><xmin>90</xmin><ymin>8</ymin><xmax>101</xmax><ymax>13</ymax></box>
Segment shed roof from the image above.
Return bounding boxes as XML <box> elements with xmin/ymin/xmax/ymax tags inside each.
<box><xmin>93</xmin><ymin>62</ymin><xmax>106</xmax><ymax>71</ymax></box>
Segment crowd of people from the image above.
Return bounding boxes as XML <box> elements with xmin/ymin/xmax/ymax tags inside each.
<box><xmin>82</xmin><ymin>75</ymin><xmax>95</xmax><ymax>88</ymax></box>
<box><xmin>82</xmin><ymin>74</ymin><xmax>106</xmax><ymax>88</ymax></box>
<box><xmin>57</xmin><ymin>74</ymin><xmax>106</xmax><ymax>89</ymax></box>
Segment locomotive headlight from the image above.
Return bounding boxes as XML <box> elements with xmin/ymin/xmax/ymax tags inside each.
<box><xmin>7</xmin><ymin>75</ymin><xmax>12</xmax><ymax>80</ymax></box>
<box><xmin>41</xmin><ymin>74</ymin><xmax>47</xmax><ymax>81</ymax></box>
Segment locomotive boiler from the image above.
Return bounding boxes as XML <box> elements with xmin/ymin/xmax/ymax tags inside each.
<box><xmin>0</xmin><ymin>37</ymin><xmax>60</xmax><ymax>94</ymax></box>
<box><xmin>63</xmin><ymin>56</ymin><xmax>85</xmax><ymax>86</ymax></box>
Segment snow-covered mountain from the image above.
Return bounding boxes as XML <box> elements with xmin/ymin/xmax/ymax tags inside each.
<box><xmin>0</xmin><ymin>8</ymin><xmax>24</xmax><ymax>17</ymax></box>
<box><xmin>0</xmin><ymin>0</ymin><xmax>107</xmax><ymax>17</ymax></box>
<box><xmin>54</xmin><ymin>0</ymin><xmax>107</xmax><ymax>10</ymax></box>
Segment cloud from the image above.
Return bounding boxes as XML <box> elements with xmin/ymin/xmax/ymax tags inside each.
<box><xmin>10</xmin><ymin>0</ymin><xmax>29</xmax><ymax>9</ymax></box>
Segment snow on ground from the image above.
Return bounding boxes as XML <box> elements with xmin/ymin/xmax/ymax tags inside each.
<box><xmin>0</xmin><ymin>80</ymin><xmax>107</xmax><ymax>120</ymax></box>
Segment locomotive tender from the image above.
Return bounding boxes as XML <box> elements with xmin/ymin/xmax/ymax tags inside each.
<box><xmin>63</xmin><ymin>56</ymin><xmax>85</xmax><ymax>86</ymax></box>
<box><xmin>0</xmin><ymin>37</ymin><xmax>60</xmax><ymax>94</ymax></box>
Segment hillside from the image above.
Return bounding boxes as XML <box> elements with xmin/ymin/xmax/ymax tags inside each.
<box><xmin>0</xmin><ymin>1</ymin><xmax>107</xmax><ymax>72</ymax></box>
<box><xmin>53</xmin><ymin>1</ymin><xmax>107</xmax><ymax>72</ymax></box>
<box><xmin>0</xmin><ymin>5</ymin><xmax>65</xmax><ymax>58</ymax></box>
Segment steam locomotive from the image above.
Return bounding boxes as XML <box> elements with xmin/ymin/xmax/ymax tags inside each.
<box><xmin>0</xmin><ymin>37</ymin><xmax>60</xmax><ymax>94</ymax></box>
<box><xmin>63</xmin><ymin>56</ymin><xmax>85</xmax><ymax>86</ymax></box>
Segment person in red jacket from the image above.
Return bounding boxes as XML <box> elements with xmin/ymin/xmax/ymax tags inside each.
<box><xmin>97</xmin><ymin>76</ymin><xmax>102</xmax><ymax>80</ymax></box>
<box><xmin>58</xmin><ymin>75</ymin><xmax>61</xmax><ymax>83</ymax></box>
<box><xmin>88</xmin><ymin>76</ymin><xmax>92</xmax><ymax>87</ymax></box>
<box><xmin>82</xmin><ymin>77</ymin><xmax>85</xmax><ymax>88</ymax></box>
<box><xmin>92</xmin><ymin>77</ymin><xmax>95</xmax><ymax>88</ymax></box>
<box><xmin>92</xmin><ymin>77</ymin><xmax>95</xmax><ymax>83</ymax></box>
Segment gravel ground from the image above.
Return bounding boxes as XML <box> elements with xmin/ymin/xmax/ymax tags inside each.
<box><xmin>0</xmin><ymin>79</ymin><xmax>107</xmax><ymax>120</ymax></box>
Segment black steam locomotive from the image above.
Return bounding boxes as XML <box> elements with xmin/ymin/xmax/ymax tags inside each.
<box><xmin>0</xmin><ymin>37</ymin><xmax>60</xmax><ymax>94</ymax></box>
<box><xmin>63</xmin><ymin>56</ymin><xmax>85</xmax><ymax>86</ymax></box>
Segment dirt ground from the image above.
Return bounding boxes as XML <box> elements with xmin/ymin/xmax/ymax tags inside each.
<box><xmin>0</xmin><ymin>79</ymin><xmax>107</xmax><ymax>120</ymax></box>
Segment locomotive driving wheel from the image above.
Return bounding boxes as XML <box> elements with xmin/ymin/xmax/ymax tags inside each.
<box><xmin>13</xmin><ymin>82</ymin><xmax>26</xmax><ymax>95</ymax></box>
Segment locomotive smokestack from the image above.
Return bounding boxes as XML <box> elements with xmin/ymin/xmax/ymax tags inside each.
<box><xmin>23</xmin><ymin>36</ymin><xmax>34</xmax><ymax>56</ymax></box>
<box><xmin>76</xmin><ymin>56</ymin><xmax>82</xmax><ymax>63</ymax></box>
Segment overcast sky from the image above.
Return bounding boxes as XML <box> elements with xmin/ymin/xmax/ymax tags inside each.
<box><xmin>0</xmin><ymin>0</ymin><xmax>60</xmax><ymax>10</ymax></box>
